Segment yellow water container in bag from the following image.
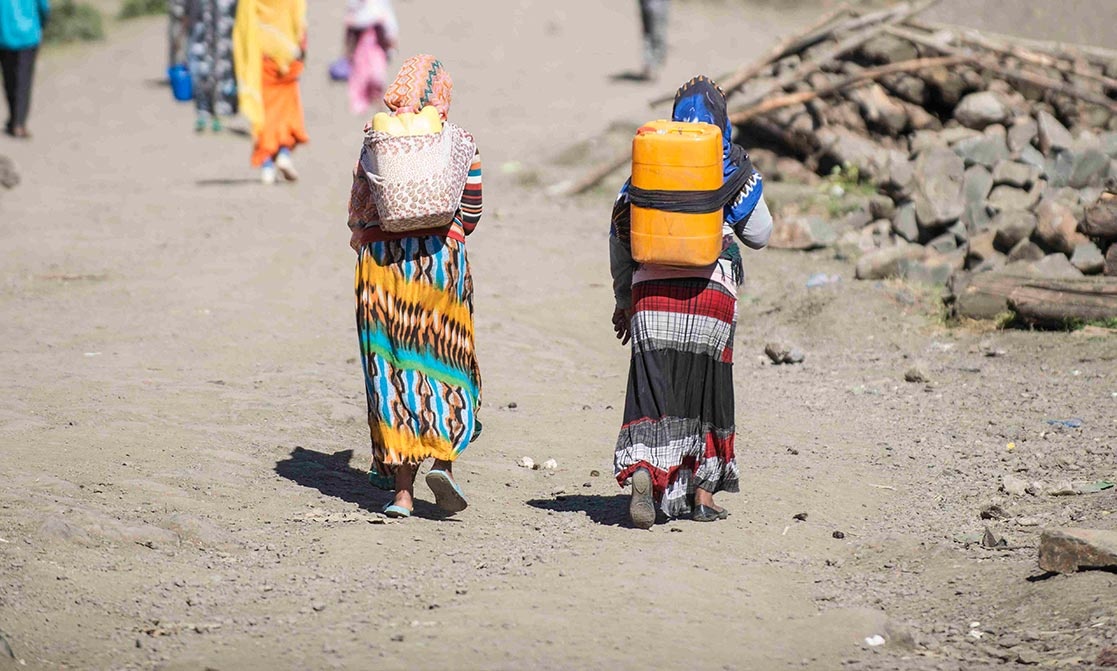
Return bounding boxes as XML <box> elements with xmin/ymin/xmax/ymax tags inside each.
<box><xmin>630</xmin><ymin>120</ymin><xmax>723</xmax><ymax>267</ymax></box>
<box><xmin>371</xmin><ymin>105</ymin><xmax>444</xmax><ymax>136</ymax></box>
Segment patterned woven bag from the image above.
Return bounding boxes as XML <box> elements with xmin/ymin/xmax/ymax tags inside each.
<box><xmin>360</xmin><ymin>122</ymin><xmax>476</xmax><ymax>233</ymax></box>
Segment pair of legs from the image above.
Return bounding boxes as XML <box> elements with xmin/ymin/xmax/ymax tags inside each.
<box><xmin>389</xmin><ymin>459</ymin><xmax>457</xmax><ymax>512</ymax></box>
<box><xmin>638</xmin><ymin>0</ymin><xmax>668</xmax><ymax>80</ymax></box>
<box><xmin>0</xmin><ymin>47</ymin><xmax>38</xmax><ymax>138</ymax></box>
<box><xmin>260</xmin><ymin>146</ymin><xmax>298</xmax><ymax>184</ymax></box>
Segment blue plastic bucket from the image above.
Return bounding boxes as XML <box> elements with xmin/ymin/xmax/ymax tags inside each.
<box><xmin>168</xmin><ymin>64</ymin><xmax>193</xmax><ymax>102</ymax></box>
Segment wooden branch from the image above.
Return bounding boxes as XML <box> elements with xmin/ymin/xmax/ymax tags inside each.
<box><xmin>731</xmin><ymin>0</ymin><xmax>943</xmax><ymax>113</ymax></box>
<box><xmin>648</xmin><ymin>3</ymin><xmax>852</xmax><ymax>108</ymax></box>
<box><xmin>911</xmin><ymin>18</ymin><xmax>1117</xmax><ymax>67</ymax></box>
<box><xmin>727</xmin><ymin>55</ymin><xmax>973</xmax><ymax>124</ymax></box>
<box><xmin>889</xmin><ymin>23</ymin><xmax>1117</xmax><ymax>92</ymax></box>
<box><xmin>547</xmin><ymin>152</ymin><xmax>631</xmax><ymax>197</ymax></box>
<box><xmin>882</xmin><ymin>25</ymin><xmax>1117</xmax><ymax>113</ymax></box>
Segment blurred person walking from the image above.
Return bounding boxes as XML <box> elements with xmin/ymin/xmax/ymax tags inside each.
<box><xmin>609</xmin><ymin>76</ymin><xmax>772</xmax><ymax>527</ymax></box>
<box><xmin>233</xmin><ymin>0</ymin><xmax>308</xmax><ymax>184</ymax></box>
<box><xmin>347</xmin><ymin>56</ymin><xmax>483</xmax><ymax>519</ymax></box>
<box><xmin>342</xmin><ymin>0</ymin><xmax>397</xmax><ymax>116</ymax></box>
<box><xmin>186</xmin><ymin>0</ymin><xmax>238</xmax><ymax>132</ymax></box>
<box><xmin>0</xmin><ymin>0</ymin><xmax>49</xmax><ymax>138</ymax></box>
<box><xmin>168</xmin><ymin>0</ymin><xmax>189</xmax><ymax>72</ymax></box>
<box><xmin>637</xmin><ymin>0</ymin><xmax>668</xmax><ymax>81</ymax></box>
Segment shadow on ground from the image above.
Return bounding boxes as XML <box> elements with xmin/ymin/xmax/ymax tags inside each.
<box><xmin>527</xmin><ymin>494</ymin><xmax>630</xmax><ymax>527</ymax></box>
<box><xmin>274</xmin><ymin>446</ymin><xmax>449</xmax><ymax>519</ymax></box>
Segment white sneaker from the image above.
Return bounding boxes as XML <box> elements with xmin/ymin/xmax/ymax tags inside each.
<box><xmin>275</xmin><ymin>152</ymin><xmax>299</xmax><ymax>181</ymax></box>
<box><xmin>261</xmin><ymin>165</ymin><xmax>277</xmax><ymax>185</ymax></box>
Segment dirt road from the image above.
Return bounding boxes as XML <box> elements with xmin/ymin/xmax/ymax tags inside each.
<box><xmin>1</xmin><ymin>1</ymin><xmax>1114</xmax><ymax>669</ymax></box>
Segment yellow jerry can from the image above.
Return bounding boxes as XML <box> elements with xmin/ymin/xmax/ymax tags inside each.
<box><xmin>371</xmin><ymin>105</ymin><xmax>444</xmax><ymax>136</ymax></box>
<box><xmin>630</xmin><ymin>120</ymin><xmax>724</xmax><ymax>267</ymax></box>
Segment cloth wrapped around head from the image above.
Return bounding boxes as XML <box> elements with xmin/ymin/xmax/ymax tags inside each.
<box><xmin>383</xmin><ymin>54</ymin><xmax>454</xmax><ymax>119</ymax></box>
<box><xmin>671</xmin><ymin>75</ymin><xmax>748</xmax><ymax>173</ymax></box>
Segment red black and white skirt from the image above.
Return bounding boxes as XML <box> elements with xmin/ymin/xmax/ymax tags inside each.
<box><xmin>613</xmin><ymin>277</ymin><xmax>739</xmax><ymax>518</ymax></box>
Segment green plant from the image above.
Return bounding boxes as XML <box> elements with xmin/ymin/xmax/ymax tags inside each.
<box><xmin>119</xmin><ymin>0</ymin><xmax>167</xmax><ymax>19</ymax></box>
<box><xmin>43</xmin><ymin>0</ymin><xmax>104</xmax><ymax>43</ymax></box>
<box><xmin>1063</xmin><ymin>316</ymin><xmax>1117</xmax><ymax>331</ymax></box>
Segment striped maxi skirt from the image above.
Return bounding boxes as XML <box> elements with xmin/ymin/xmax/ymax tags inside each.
<box><xmin>355</xmin><ymin>236</ymin><xmax>481</xmax><ymax>485</ymax></box>
<box><xmin>614</xmin><ymin>276</ymin><xmax>739</xmax><ymax>518</ymax></box>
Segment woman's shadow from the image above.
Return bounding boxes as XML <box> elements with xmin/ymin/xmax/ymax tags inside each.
<box><xmin>526</xmin><ymin>493</ymin><xmax>630</xmax><ymax>527</ymax></box>
<box><xmin>274</xmin><ymin>446</ymin><xmax>448</xmax><ymax>519</ymax></box>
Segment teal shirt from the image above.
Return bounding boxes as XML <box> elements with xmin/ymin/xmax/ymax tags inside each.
<box><xmin>0</xmin><ymin>0</ymin><xmax>51</xmax><ymax>50</ymax></box>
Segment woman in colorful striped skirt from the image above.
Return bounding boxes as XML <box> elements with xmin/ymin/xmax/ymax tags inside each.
<box><xmin>609</xmin><ymin>76</ymin><xmax>773</xmax><ymax>528</ymax></box>
<box><xmin>348</xmin><ymin>55</ymin><xmax>483</xmax><ymax>519</ymax></box>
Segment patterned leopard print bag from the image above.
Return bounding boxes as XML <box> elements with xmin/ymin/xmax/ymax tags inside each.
<box><xmin>360</xmin><ymin>122</ymin><xmax>476</xmax><ymax>233</ymax></box>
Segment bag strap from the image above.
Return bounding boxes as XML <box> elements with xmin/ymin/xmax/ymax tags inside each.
<box><xmin>628</xmin><ymin>164</ymin><xmax>753</xmax><ymax>215</ymax></box>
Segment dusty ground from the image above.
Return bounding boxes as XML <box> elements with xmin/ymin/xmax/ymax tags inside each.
<box><xmin>1</xmin><ymin>1</ymin><xmax>1115</xmax><ymax>669</ymax></box>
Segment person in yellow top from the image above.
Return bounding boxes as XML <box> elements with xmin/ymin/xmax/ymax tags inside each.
<box><xmin>233</xmin><ymin>0</ymin><xmax>309</xmax><ymax>184</ymax></box>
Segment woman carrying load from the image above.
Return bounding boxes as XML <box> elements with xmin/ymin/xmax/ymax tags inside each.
<box><xmin>609</xmin><ymin>76</ymin><xmax>772</xmax><ymax>528</ymax></box>
<box><xmin>186</xmin><ymin>0</ymin><xmax>238</xmax><ymax>133</ymax></box>
<box><xmin>347</xmin><ymin>55</ymin><xmax>483</xmax><ymax>519</ymax></box>
<box><xmin>233</xmin><ymin>0</ymin><xmax>309</xmax><ymax>184</ymax></box>
<box><xmin>343</xmin><ymin>0</ymin><xmax>398</xmax><ymax>116</ymax></box>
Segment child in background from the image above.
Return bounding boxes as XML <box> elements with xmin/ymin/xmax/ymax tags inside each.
<box><xmin>344</xmin><ymin>0</ymin><xmax>398</xmax><ymax>116</ymax></box>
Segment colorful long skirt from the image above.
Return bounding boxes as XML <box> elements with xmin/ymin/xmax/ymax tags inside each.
<box><xmin>614</xmin><ymin>276</ymin><xmax>739</xmax><ymax>518</ymax></box>
<box><xmin>355</xmin><ymin>236</ymin><xmax>481</xmax><ymax>484</ymax></box>
<box><xmin>250</xmin><ymin>58</ymin><xmax>309</xmax><ymax>166</ymax></box>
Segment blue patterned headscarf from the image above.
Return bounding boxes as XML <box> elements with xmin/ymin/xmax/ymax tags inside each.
<box><xmin>671</xmin><ymin>75</ymin><xmax>749</xmax><ymax>177</ymax></box>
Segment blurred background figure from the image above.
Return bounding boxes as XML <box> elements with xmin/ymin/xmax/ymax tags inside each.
<box><xmin>187</xmin><ymin>0</ymin><xmax>239</xmax><ymax>133</ymax></box>
<box><xmin>168</xmin><ymin>0</ymin><xmax>189</xmax><ymax>73</ymax></box>
<box><xmin>637</xmin><ymin>0</ymin><xmax>668</xmax><ymax>81</ymax></box>
<box><xmin>233</xmin><ymin>0</ymin><xmax>309</xmax><ymax>184</ymax></box>
<box><xmin>0</xmin><ymin>0</ymin><xmax>50</xmax><ymax>138</ymax></box>
<box><xmin>343</xmin><ymin>0</ymin><xmax>397</xmax><ymax>116</ymax></box>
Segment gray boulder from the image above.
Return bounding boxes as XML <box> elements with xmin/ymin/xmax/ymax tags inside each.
<box><xmin>769</xmin><ymin>215</ymin><xmax>837</xmax><ymax>250</ymax></box>
<box><xmin>954</xmin><ymin>133</ymin><xmax>1011</xmax><ymax>168</ymax></box>
<box><xmin>992</xmin><ymin>160</ymin><xmax>1041</xmax><ymax>189</ymax></box>
<box><xmin>912</xmin><ymin>146</ymin><xmax>965</xmax><ymax>230</ymax></box>
<box><xmin>1037</xmin><ymin>111</ymin><xmax>1074</xmax><ymax>154</ymax></box>
<box><xmin>1017</xmin><ymin>145</ymin><xmax>1047</xmax><ymax>173</ymax></box>
<box><xmin>954</xmin><ymin>91</ymin><xmax>1010</xmax><ymax>130</ymax></box>
<box><xmin>1070</xmin><ymin>241</ymin><xmax>1105</xmax><ymax>275</ymax></box>
<box><xmin>1069</xmin><ymin>149</ymin><xmax>1109</xmax><ymax>189</ymax></box>
<box><xmin>1035</xmin><ymin>198</ymin><xmax>1088</xmax><ymax>254</ymax></box>
<box><xmin>891</xmin><ymin>202</ymin><xmax>919</xmax><ymax>242</ymax></box>
<box><xmin>991</xmin><ymin>210</ymin><xmax>1038</xmax><ymax>251</ymax></box>
<box><xmin>1008</xmin><ymin>239</ymin><xmax>1046</xmax><ymax>263</ymax></box>
<box><xmin>986</xmin><ymin>184</ymin><xmax>1041</xmax><ymax>213</ymax></box>
<box><xmin>850</xmin><ymin>84</ymin><xmax>908</xmax><ymax>136</ymax></box>
<box><xmin>1031</xmin><ymin>253</ymin><xmax>1084</xmax><ymax>278</ymax></box>
<box><xmin>855</xmin><ymin>243</ymin><xmax>928</xmax><ymax>280</ymax></box>
<box><xmin>1007</xmin><ymin>117</ymin><xmax>1039</xmax><ymax>153</ymax></box>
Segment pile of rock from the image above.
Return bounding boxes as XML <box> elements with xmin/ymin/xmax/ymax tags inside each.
<box><xmin>731</xmin><ymin>13</ymin><xmax>1117</xmax><ymax>281</ymax></box>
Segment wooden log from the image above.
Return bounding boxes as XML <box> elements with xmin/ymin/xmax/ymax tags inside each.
<box><xmin>1081</xmin><ymin>192</ymin><xmax>1117</xmax><ymax>241</ymax></box>
<box><xmin>728</xmin><ymin>55</ymin><xmax>973</xmax><ymax>124</ymax></box>
<box><xmin>1010</xmin><ymin>280</ymin><xmax>1117</xmax><ymax>325</ymax></box>
<box><xmin>649</xmin><ymin>3</ymin><xmax>853</xmax><ymax>107</ymax></box>
<box><xmin>950</xmin><ymin>271</ymin><xmax>1117</xmax><ymax>322</ymax></box>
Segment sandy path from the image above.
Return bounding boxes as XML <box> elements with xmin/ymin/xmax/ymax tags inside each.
<box><xmin>1</xmin><ymin>1</ymin><xmax>1115</xmax><ymax>670</ymax></box>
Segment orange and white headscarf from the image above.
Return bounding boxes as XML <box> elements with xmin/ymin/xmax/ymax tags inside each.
<box><xmin>383</xmin><ymin>54</ymin><xmax>453</xmax><ymax>120</ymax></box>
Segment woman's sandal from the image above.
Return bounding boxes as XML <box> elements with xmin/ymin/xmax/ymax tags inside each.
<box><xmin>691</xmin><ymin>505</ymin><xmax>724</xmax><ymax>522</ymax></box>
<box><xmin>382</xmin><ymin>503</ymin><xmax>411</xmax><ymax>518</ymax></box>
<box><xmin>425</xmin><ymin>469</ymin><xmax>468</xmax><ymax>514</ymax></box>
